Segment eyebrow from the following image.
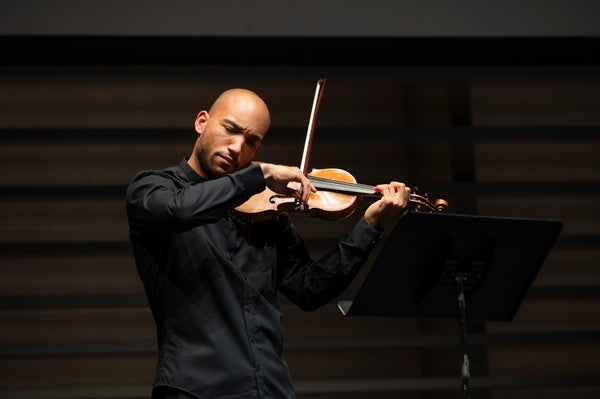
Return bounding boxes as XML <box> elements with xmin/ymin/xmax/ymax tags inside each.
<box><xmin>223</xmin><ymin>118</ymin><xmax>245</xmax><ymax>131</ymax></box>
<box><xmin>223</xmin><ymin>118</ymin><xmax>263</xmax><ymax>143</ymax></box>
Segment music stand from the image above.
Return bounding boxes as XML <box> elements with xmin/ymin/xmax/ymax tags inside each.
<box><xmin>338</xmin><ymin>212</ymin><xmax>562</xmax><ymax>398</ymax></box>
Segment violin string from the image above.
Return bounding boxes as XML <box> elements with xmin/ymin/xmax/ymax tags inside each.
<box><xmin>308</xmin><ymin>176</ymin><xmax>425</xmax><ymax>195</ymax></box>
<box><xmin>309</xmin><ymin>180</ymin><xmax>376</xmax><ymax>195</ymax></box>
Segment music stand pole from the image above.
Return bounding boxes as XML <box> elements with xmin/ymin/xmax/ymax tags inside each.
<box><xmin>456</xmin><ymin>274</ymin><xmax>471</xmax><ymax>399</ymax></box>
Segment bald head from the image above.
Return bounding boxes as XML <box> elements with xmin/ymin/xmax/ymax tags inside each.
<box><xmin>209</xmin><ymin>89</ymin><xmax>271</xmax><ymax>135</ymax></box>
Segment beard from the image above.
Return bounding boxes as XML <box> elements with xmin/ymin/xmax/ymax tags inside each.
<box><xmin>195</xmin><ymin>133</ymin><xmax>241</xmax><ymax>179</ymax></box>
<box><xmin>197</xmin><ymin>144</ymin><xmax>227</xmax><ymax>180</ymax></box>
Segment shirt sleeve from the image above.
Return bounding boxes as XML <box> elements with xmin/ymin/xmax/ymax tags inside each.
<box><xmin>275</xmin><ymin>215</ymin><xmax>383</xmax><ymax>311</ymax></box>
<box><xmin>126</xmin><ymin>164</ymin><xmax>266</xmax><ymax>234</ymax></box>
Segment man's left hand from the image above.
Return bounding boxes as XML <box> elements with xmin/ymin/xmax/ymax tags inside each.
<box><xmin>364</xmin><ymin>182</ymin><xmax>411</xmax><ymax>228</ymax></box>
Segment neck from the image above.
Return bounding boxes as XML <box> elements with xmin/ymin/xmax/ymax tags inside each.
<box><xmin>187</xmin><ymin>153</ymin><xmax>208</xmax><ymax>179</ymax></box>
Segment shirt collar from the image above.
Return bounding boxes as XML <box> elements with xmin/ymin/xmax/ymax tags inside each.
<box><xmin>179</xmin><ymin>157</ymin><xmax>206</xmax><ymax>184</ymax></box>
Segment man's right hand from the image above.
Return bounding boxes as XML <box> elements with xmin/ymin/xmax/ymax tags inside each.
<box><xmin>259</xmin><ymin>163</ymin><xmax>316</xmax><ymax>205</ymax></box>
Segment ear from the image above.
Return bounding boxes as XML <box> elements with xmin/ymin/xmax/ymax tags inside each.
<box><xmin>194</xmin><ymin>111</ymin><xmax>209</xmax><ymax>135</ymax></box>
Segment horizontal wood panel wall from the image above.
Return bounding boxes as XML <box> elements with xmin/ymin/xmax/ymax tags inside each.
<box><xmin>1</xmin><ymin>51</ymin><xmax>599</xmax><ymax>398</ymax></box>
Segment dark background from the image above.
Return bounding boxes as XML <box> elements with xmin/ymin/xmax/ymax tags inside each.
<box><xmin>1</xmin><ymin>1</ymin><xmax>599</xmax><ymax>398</ymax></box>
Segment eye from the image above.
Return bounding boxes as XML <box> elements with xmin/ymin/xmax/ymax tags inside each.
<box><xmin>246</xmin><ymin>137</ymin><xmax>260</xmax><ymax>149</ymax></box>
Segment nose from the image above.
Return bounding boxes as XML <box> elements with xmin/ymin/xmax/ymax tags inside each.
<box><xmin>227</xmin><ymin>135</ymin><xmax>244</xmax><ymax>157</ymax></box>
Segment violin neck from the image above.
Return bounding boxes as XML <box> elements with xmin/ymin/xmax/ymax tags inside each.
<box><xmin>307</xmin><ymin>176</ymin><xmax>380</xmax><ymax>197</ymax></box>
<box><xmin>307</xmin><ymin>175</ymin><xmax>444</xmax><ymax>212</ymax></box>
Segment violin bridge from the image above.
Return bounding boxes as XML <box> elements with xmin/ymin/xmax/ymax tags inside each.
<box><xmin>294</xmin><ymin>199</ymin><xmax>304</xmax><ymax>212</ymax></box>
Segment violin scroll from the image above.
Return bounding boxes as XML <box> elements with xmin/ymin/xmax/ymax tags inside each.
<box><xmin>409</xmin><ymin>187</ymin><xmax>448</xmax><ymax>213</ymax></box>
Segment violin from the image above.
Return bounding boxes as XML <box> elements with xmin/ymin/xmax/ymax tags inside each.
<box><xmin>232</xmin><ymin>79</ymin><xmax>448</xmax><ymax>223</ymax></box>
<box><xmin>232</xmin><ymin>167</ymin><xmax>448</xmax><ymax>223</ymax></box>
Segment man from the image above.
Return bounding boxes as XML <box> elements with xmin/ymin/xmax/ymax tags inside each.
<box><xmin>126</xmin><ymin>88</ymin><xmax>410</xmax><ymax>399</ymax></box>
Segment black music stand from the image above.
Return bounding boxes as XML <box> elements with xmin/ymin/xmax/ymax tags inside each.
<box><xmin>338</xmin><ymin>212</ymin><xmax>562</xmax><ymax>398</ymax></box>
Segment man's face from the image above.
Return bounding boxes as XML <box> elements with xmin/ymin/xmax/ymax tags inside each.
<box><xmin>193</xmin><ymin>93</ymin><xmax>269</xmax><ymax>179</ymax></box>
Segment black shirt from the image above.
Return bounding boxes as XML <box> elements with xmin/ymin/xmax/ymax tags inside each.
<box><xmin>125</xmin><ymin>158</ymin><xmax>382</xmax><ymax>399</ymax></box>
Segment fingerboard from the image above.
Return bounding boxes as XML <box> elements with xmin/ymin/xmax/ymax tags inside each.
<box><xmin>307</xmin><ymin>175</ymin><xmax>379</xmax><ymax>196</ymax></box>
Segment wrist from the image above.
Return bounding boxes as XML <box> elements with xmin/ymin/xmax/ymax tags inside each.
<box><xmin>259</xmin><ymin>163</ymin><xmax>272</xmax><ymax>180</ymax></box>
<box><xmin>364</xmin><ymin>212</ymin><xmax>380</xmax><ymax>228</ymax></box>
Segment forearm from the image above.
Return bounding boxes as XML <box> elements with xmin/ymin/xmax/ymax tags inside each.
<box><xmin>126</xmin><ymin>164</ymin><xmax>265</xmax><ymax>234</ymax></box>
<box><xmin>277</xmin><ymin>216</ymin><xmax>382</xmax><ymax>311</ymax></box>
